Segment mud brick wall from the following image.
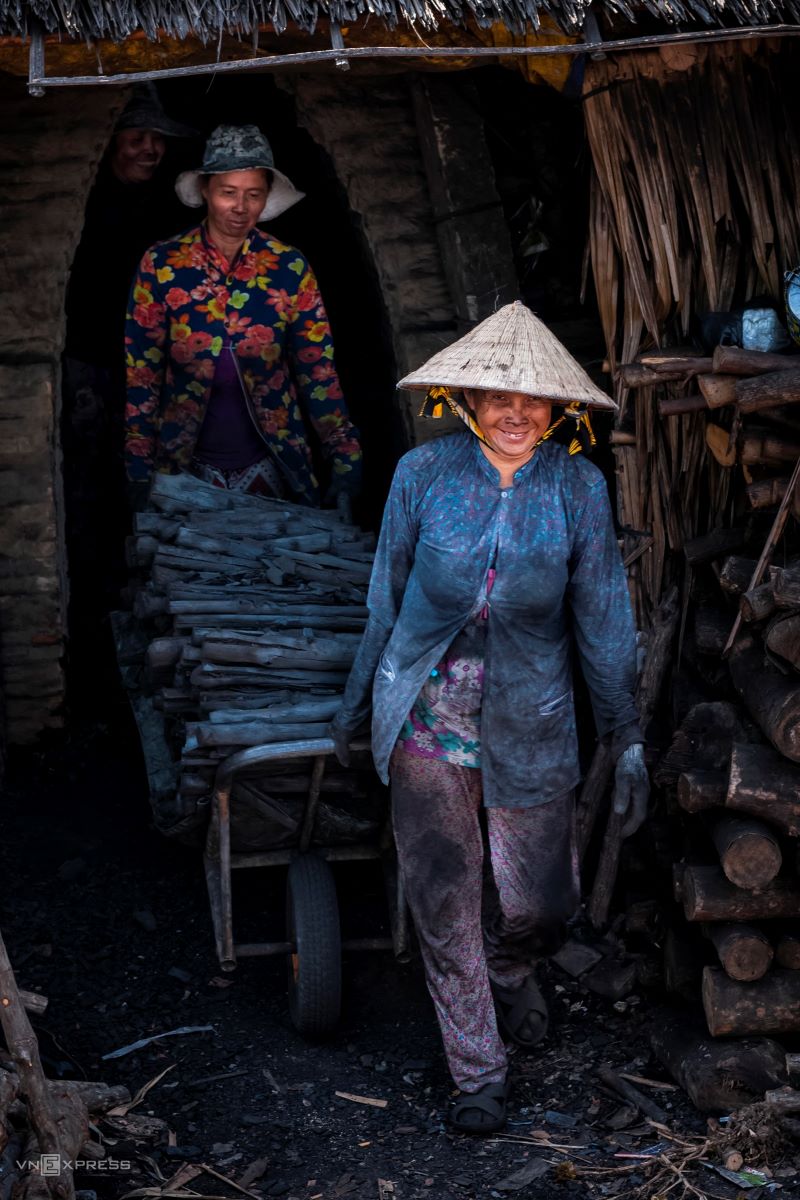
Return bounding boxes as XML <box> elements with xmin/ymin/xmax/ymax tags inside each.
<box><xmin>0</xmin><ymin>69</ymin><xmax>515</xmax><ymax>744</ymax></box>
<box><xmin>0</xmin><ymin>78</ymin><xmax>122</xmax><ymax>742</ymax></box>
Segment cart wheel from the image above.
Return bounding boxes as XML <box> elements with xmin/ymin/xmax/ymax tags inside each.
<box><xmin>286</xmin><ymin>855</ymin><xmax>342</xmax><ymax>1037</ymax></box>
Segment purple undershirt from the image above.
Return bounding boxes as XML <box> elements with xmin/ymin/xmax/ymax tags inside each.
<box><xmin>193</xmin><ymin>346</ymin><xmax>267</xmax><ymax>471</ymax></box>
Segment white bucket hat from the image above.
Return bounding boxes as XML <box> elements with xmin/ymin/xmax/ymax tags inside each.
<box><xmin>175</xmin><ymin>124</ymin><xmax>304</xmax><ymax>221</ymax></box>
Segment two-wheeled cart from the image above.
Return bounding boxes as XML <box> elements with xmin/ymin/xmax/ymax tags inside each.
<box><xmin>203</xmin><ymin>736</ymin><xmax>408</xmax><ymax>1036</ymax></box>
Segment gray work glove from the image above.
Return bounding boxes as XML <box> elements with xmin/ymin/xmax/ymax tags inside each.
<box><xmin>612</xmin><ymin>742</ymin><xmax>649</xmax><ymax>838</ymax></box>
<box><xmin>329</xmin><ymin>712</ymin><xmax>355</xmax><ymax>769</ymax></box>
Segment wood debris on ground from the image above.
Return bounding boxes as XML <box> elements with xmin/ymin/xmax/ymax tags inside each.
<box><xmin>334</xmin><ymin>1092</ymin><xmax>388</xmax><ymax>1109</ymax></box>
<box><xmin>0</xmin><ymin>922</ymin><xmax>144</xmax><ymax>1200</ymax></box>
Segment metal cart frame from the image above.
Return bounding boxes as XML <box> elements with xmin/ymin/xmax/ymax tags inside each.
<box><xmin>203</xmin><ymin>737</ymin><xmax>408</xmax><ymax>1025</ymax></box>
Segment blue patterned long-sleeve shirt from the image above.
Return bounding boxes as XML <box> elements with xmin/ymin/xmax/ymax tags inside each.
<box><xmin>336</xmin><ymin>432</ymin><xmax>642</xmax><ymax>807</ymax></box>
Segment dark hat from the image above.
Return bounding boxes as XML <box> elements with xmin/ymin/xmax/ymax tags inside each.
<box><xmin>115</xmin><ymin>84</ymin><xmax>196</xmax><ymax>139</ymax></box>
<box><xmin>175</xmin><ymin>124</ymin><xmax>304</xmax><ymax>220</ymax></box>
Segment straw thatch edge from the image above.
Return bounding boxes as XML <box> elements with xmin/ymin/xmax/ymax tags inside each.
<box><xmin>5</xmin><ymin>0</ymin><xmax>800</xmax><ymax>40</ymax></box>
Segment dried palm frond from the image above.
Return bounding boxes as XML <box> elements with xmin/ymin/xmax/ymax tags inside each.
<box><xmin>585</xmin><ymin>42</ymin><xmax>800</xmax><ymax>623</ymax></box>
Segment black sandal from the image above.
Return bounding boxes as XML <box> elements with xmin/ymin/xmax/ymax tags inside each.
<box><xmin>492</xmin><ymin>972</ymin><xmax>549</xmax><ymax>1048</ymax></box>
<box><xmin>449</xmin><ymin>1080</ymin><xmax>509</xmax><ymax>1134</ymax></box>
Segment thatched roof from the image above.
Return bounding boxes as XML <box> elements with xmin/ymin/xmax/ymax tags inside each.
<box><xmin>3</xmin><ymin>0</ymin><xmax>800</xmax><ymax>39</ymax></box>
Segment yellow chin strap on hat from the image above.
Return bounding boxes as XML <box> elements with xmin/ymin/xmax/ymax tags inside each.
<box><xmin>419</xmin><ymin>387</ymin><xmax>596</xmax><ymax>456</ymax></box>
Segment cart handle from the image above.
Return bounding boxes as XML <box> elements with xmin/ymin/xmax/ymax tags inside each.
<box><xmin>206</xmin><ymin>734</ymin><xmax>378</xmax><ymax>973</ymax></box>
<box><xmin>213</xmin><ymin>736</ymin><xmax>371</xmax><ymax>793</ymax></box>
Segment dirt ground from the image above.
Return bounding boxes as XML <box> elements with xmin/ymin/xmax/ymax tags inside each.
<box><xmin>1</xmin><ymin>690</ymin><xmax>797</xmax><ymax>1200</ymax></box>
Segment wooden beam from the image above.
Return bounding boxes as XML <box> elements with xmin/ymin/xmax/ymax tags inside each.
<box><xmin>703</xmin><ymin>966</ymin><xmax>800</xmax><ymax>1036</ymax></box>
<box><xmin>27</xmin><ymin>26</ymin><xmax>800</xmax><ymax>93</ymax></box>
<box><xmin>682</xmin><ymin>865</ymin><xmax>800</xmax><ymax>923</ymax></box>
<box><xmin>727</xmin><ymin>742</ymin><xmax>800</xmax><ymax>836</ymax></box>
<box><xmin>411</xmin><ymin>75</ymin><xmax>517</xmax><ymax>325</ymax></box>
<box><xmin>728</xmin><ymin>639</ymin><xmax>800</xmax><ymax>762</ymax></box>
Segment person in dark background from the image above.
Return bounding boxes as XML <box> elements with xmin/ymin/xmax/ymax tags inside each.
<box><xmin>124</xmin><ymin>124</ymin><xmax>362</xmax><ymax>510</ymax></box>
<box><xmin>62</xmin><ymin>85</ymin><xmax>195</xmax><ymax>692</ymax></box>
<box><xmin>65</xmin><ymin>84</ymin><xmax>196</xmax><ymax>371</ymax></box>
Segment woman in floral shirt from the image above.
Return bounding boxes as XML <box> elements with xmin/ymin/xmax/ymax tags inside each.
<box><xmin>125</xmin><ymin>125</ymin><xmax>361</xmax><ymax>507</ymax></box>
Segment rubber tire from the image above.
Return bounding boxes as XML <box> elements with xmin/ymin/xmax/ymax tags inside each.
<box><xmin>286</xmin><ymin>855</ymin><xmax>342</xmax><ymax>1038</ymax></box>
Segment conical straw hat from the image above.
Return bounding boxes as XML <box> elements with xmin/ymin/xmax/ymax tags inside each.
<box><xmin>397</xmin><ymin>301</ymin><xmax>617</xmax><ymax>411</ymax></box>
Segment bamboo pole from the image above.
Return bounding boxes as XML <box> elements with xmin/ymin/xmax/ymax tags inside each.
<box><xmin>28</xmin><ymin>27</ymin><xmax>800</xmax><ymax>95</ymax></box>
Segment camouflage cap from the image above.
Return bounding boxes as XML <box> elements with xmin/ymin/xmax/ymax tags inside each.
<box><xmin>200</xmin><ymin>124</ymin><xmax>275</xmax><ymax>173</ymax></box>
<box><xmin>175</xmin><ymin>123</ymin><xmax>305</xmax><ymax>220</ymax></box>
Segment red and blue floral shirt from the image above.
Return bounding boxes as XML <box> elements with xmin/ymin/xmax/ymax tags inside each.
<box><xmin>124</xmin><ymin>223</ymin><xmax>362</xmax><ymax>504</ymax></box>
<box><xmin>397</xmin><ymin>569</ymin><xmax>495</xmax><ymax>767</ymax></box>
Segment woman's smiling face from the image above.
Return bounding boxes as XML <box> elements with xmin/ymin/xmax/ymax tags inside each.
<box><xmin>201</xmin><ymin>169</ymin><xmax>269</xmax><ymax>243</ymax></box>
<box><xmin>465</xmin><ymin>389</ymin><xmax>553</xmax><ymax>468</ymax></box>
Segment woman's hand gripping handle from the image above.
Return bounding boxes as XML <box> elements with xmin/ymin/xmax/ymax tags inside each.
<box><xmin>612</xmin><ymin>743</ymin><xmax>649</xmax><ymax>838</ymax></box>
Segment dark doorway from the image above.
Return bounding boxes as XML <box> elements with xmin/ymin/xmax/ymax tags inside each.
<box><xmin>475</xmin><ymin>64</ymin><xmax>591</xmax><ymax>323</ymax></box>
<box><xmin>60</xmin><ymin>72</ymin><xmax>401</xmax><ymax>708</ymax></box>
<box><xmin>474</xmin><ymin>64</ymin><xmax>614</xmax><ymax>471</ymax></box>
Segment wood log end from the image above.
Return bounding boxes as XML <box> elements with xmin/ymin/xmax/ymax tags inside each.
<box><xmin>677</xmin><ymin>770</ymin><xmax>726</xmax><ymax>812</ymax></box>
<box><xmin>705</xmin><ymin>423</ymin><xmax>737</xmax><ymax>467</ymax></box>
<box><xmin>699</xmin><ymin>374</ymin><xmax>738</xmax><ymax>408</ymax></box>
<box><xmin>706</xmin><ymin>923</ymin><xmax>774</xmax><ymax>982</ymax></box>
<box><xmin>720</xmin><ymin>834</ymin><xmax>783</xmax><ymax>890</ymax></box>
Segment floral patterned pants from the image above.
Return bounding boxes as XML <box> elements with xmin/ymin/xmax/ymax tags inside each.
<box><xmin>390</xmin><ymin>747</ymin><xmax>579</xmax><ymax>1092</ymax></box>
<box><xmin>189</xmin><ymin>455</ymin><xmax>285</xmax><ymax>497</ymax></box>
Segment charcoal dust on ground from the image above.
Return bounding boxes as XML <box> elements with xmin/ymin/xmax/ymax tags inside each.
<box><xmin>0</xmin><ymin>698</ymin><xmax>790</xmax><ymax>1200</ymax></box>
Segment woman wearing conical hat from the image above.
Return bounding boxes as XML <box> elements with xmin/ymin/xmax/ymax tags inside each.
<box><xmin>331</xmin><ymin>303</ymin><xmax>648</xmax><ymax>1133</ymax></box>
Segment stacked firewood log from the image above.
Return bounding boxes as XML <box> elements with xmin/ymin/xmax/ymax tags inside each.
<box><xmin>617</xmin><ymin>343</ymin><xmax>800</xmax><ymax>1039</ymax></box>
<box><xmin>686</xmin><ymin>541</ymin><xmax>800</xmax><ymax>1038</ymax></box>
<box><xmin>677</xmin><ymin>747</ymin><xmax>799</xmax><ymax>1036</ymax></box>
<box><xmin>618</xmin><ymin>344</ymin><xmax>800</xmax><ymax>524</ymax></box>
<box><xmin>652</xmin><ymin>556</ymin><xmax>800</xmax><ymax>1036</ymax></box>
<box><xmin>115</xmin><ymin>473</ymin><xmax>381</xmax><ymax>843</ymax></box>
